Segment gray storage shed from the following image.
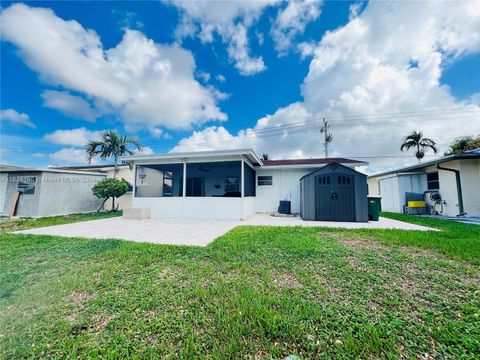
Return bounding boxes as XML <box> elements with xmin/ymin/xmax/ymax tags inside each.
<box><xmin>300</xmin><ymin>162</ymin><xmax>368</xmax><ymax>222</ymax></box>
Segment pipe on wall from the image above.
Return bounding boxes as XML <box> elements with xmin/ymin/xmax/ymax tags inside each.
<box><xmin>436</xmin><ymin>164</ymin><xmax>465</xmax><ymax>216</ymax></box>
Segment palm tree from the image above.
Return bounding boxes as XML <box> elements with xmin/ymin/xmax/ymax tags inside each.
<box><xmin>86</xmin><ymin>130</ymin><xmax>142</xmax><ymax>210</ymax></box>
<box><xmin>400</xmin><ymin>131</ymin><xmax>437</xmax><ymax>162</ymax></box>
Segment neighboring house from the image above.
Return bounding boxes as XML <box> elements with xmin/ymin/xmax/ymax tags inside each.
<box><xmin>368</xmin><ymin>149</ymin><xmax>480</xmax><ymax>217</ymax></box>
<box><xmin>0</xmin><ymin>168</ymin><xmax>105</xmax><ymax>218</ymax></box>
<box><xmin>55</xmin><ymin>164</ymin><xmax>134</xmax><ymax>210</ymax></box>
<box><xmin>120</xmin><ymin>149</ymin><xmax>369</xmax><ymax>221</ymax></box>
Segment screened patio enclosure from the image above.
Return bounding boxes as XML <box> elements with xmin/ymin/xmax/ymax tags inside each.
<box><xmin>135</xmin><ymin>161</ymin><xmax>255</xmax><ymax>198</ymax></box>
<box><xmin>132</xmin><ymin>156</ymin><xmax>257</xmax><ymax>220</ymax></box>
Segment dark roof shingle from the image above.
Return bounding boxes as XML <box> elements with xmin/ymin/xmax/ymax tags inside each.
<box><xmin>262</xmin><ymin>158</ymin><xmax>364</xmax><ymax>166</ymax></box>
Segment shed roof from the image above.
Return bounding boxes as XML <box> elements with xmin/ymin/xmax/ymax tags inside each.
<box><xmin>300</xmin><ymin>162</ymin><xmax>367</xmax><ymax>181</ymax></box>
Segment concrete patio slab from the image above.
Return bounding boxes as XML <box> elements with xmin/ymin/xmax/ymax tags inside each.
<box><xmin>15</xmin><ymin>214</ymin><xmax>436</xmax><ymax>246</ymax></box>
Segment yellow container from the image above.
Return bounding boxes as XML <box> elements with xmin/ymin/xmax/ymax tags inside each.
<box><xmin>407</xmin><ymin>200</ymin><xmax>425</xmax><ymax>208</ymax></box>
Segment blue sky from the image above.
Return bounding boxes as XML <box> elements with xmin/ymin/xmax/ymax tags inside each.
<box><xmin>1</xmin><ymin>1</ymin><xmax>479</xmax><ymax>172</ymax></box>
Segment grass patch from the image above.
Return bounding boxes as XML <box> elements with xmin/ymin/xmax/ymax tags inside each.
<box><xmin>376</xmin><ymin>212</ymin><xmax>480</xmax><ymax>264</ymax></box>
<box><xmin>1</xmin><ymin>216</ymin><xmax>479</xmax><ymax>358</ymax></box>
<box><xmin>0</xmin><ymin>211</ymin><xmax>122</xmax><ymax>233</ymax></box>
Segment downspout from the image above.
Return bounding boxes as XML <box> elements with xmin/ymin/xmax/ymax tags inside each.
<box><xmin>436</xmin><ymin>164</ymin><xmax>465</xmax><ymax>216</ymax></box>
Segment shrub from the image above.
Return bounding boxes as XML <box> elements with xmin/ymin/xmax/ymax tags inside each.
<box><xmin>92</xmin><ymin>178</ymin><xmax>128</xmax><ymax>211</ymax></box>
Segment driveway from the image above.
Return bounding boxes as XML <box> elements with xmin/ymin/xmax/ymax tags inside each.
<box><xmin>15</xmin><ymin>214</ymin><xmax>435</xmax><ymax>246</ymax></box>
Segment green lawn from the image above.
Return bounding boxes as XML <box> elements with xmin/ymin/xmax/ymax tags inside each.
<box><xmin>0</xmin><ymin>215</ymin><xmax>479</xmax><ymax>358</ymax></box>
<box><xmin>0</xmin><ymin>211</ymin><xmax>122</xmax><ymax>233</ymax></box>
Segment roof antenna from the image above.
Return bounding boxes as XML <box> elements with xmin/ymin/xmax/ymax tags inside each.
<box><xmin>320</xmin><ymin>118</ymin><xmax>333</xmax><ymax>158</ymax></box>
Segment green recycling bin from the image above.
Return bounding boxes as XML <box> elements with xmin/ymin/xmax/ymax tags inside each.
<box><xmin>368</xmin><ymin>196</ymin><xmax>382</xmax><ymax>221</ymax></box>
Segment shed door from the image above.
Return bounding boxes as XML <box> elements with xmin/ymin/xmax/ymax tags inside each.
<box><xmin>315</xmin><ymin>174</ymin><xmax>355</xmax><ymax>221</ymax></box>
<box><xmin>333</xmin><ymin>175</ymin><xmax>355</xmax><ymax>221</ymax></box>
<box><xmin>315</xmin><ymin>175</ymin><xmax>333</xmax><ymax>220</ymax></box>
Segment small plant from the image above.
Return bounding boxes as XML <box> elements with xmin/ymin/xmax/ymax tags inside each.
<box><xmin>92</xmin><ymin>178</ymin><xmax>128</xmax><ymax>212</ymax></box>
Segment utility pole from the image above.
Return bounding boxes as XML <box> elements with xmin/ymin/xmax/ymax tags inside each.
<box><xmin>320</xmin><ymin>118</ymin><xmax>332</xmax><ymax>158</ymax></box>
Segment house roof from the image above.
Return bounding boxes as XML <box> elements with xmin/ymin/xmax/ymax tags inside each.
<box><xmin>53</xmin><ymin>164</ymin><xmax>129</xmax><ymax>171</ymax></box>
<box><xmin>368</xmin><ymin>149</ymin><xmax>480</xmax><ymax>179</ymax></box>
<box><xmin>120</xmin><ymin>148</ymin><xmax>263</xmax><ymax>166</ymax></box>
<box><xmin>120</xmin><ymin>149</ymin><xmax>368</xmax><ymax>168</ymax></box>
<box><xmin>262</xmin><ymin>158</ymin><xmax>367</xmax><ymax>167</ymax></box>
<box><xmin>0</xmin><ymin>167</ymin><xmax>106</xmax><ymax>176</ymax></box>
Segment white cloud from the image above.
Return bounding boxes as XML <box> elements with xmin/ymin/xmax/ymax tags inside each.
<box><xmin>197</xmin><ymin>71</ymin><xmax>211</xmax><ymax>82</ymax></box>
<box><xmin>33</xmin><ymin>153</ymin><xmax>45</xmax><ymax>158</ymax></box>
<box><xmin>41</xmin><ymin>90</ymin><xmax>98</xmax><ymax>121</ymax></box>
<box><xmin>173</xmin><ymin>1</ymin><xmax>480</xmax><ymax>173</ymax></box>
<box><xmin>172</xmin><ymin>102</ymin><xmax>314</xmax><ymax>159</ymax></box>
<box><xmin>271</xmin><ymin>0</ymin><xmax>322</xmax><ymax>55</ymax></box>
<box><xmin>1</xmin><ymin>3</ymin><xmax>226</xmax><ymax>130</ymax></box>
<box><xmin>44</xmin><ymin>127</ymin><xmax>101</xmax><ymax>147</ymax></box>
<box><xmin>0</xmin><ymin>109</ymin><xmax>36</xmax><ymax>128</ymax></box>
<box><xmin>49</xmin><ymin>147</ymin><xmax>93</xmax><ymax>165</ymax></box>
<box><xmin>135</xmin><ymin>146</ymin><xmax>154</xmax><ymax>155</ymax></box>
<box><xmin>166</xmin><ymin>0</ymin><xmax>281</xmax><ymax>75</ymax></box>
<box><xmin>215</xmin><ymin>74</ymin><xmax>226</xmax><ymax>83</ymax></box>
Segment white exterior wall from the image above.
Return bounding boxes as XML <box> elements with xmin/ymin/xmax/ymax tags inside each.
<box><xmin>425</xmin><ymin>163</ymin><xmax>459</xmax><ymax>217</ymax></box>
<box><xmin>0</xmin><ymin>173</ymin><xmax>8</xmax><ymax>216</ymax></box>
<box><xmin>425</xmin><ymin>160</ymin><xmax>480</xmax><ymax>217</ymax></box>
<box><xmin>256</xmin><ymin>168</ymin><xmax>317</xmax><ymax>214</ymax></box>
<box><xmin>367</xmin><ymin>178</ymin><xmax>380</xmax><ymax>196</ymax></box>
<box><xmin>243</xmin><ymin>197</ymin><xmax>256</xmax><ymax>219</ymax></box>
<box><xmin>105</xmin><ymin>166</ymin><xmax>133</xmax><ymax>210</ymax></box>
<box><xmin>460</xmin><ymin>159</ymin><xmax>480</xmax><ymax>217</ymax></box>
<box><xmin>133</xmin><ymin>197</ymin><xmax>250</xmax><ymax>220</ymax></box>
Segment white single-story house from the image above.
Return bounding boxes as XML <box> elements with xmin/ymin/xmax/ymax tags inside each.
<box><xmin>368</xmin><ymin>149</ymin><xmax>480</xmax><ymax>217</ymax></box>
<box><xmin>0</xmin><ymin>167</ymin><xmax>106</xmax><ymax>218</ymax></box>
<box><xmin>120</xmin><ymin>149</ymin><xmax>369</xmax><ymax>221</ymax></box>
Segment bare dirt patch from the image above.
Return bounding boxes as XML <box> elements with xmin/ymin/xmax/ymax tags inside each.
<box><xmin>270</xmin><ymin>270</ymin><xmax>304</xmax><ymax>289</ymax></box>
<box><xmin>64</xmin><ymin>291</ymin><xmax>97</xmax><ymax>322</ymax></box>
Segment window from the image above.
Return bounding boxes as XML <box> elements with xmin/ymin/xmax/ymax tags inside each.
<box><xmin>225</xmin><ymin>177</ymin><xmax>240</xmax><ymax>192</ymax></box>
<box><xmin>258</xmin><ymin>176</ymin><xmax>273</xmax><ymax>186</ymax></box>
<box><xmin>135</xmin><ymin>164</ymin><xmax>183</xmax><ymax>197</ymax></box>
<box><xmin>427</xmin><ymin>172</ymin><xmax>439</xmax><ymax>190</ymax></box>
<box><xmin>318</xmin><ymin>176</ymin><xmax>330</xmax><ymax>185</ymax></box>
<box><xmin>17</xmin><ymin>176</ymin><xmax>36</xmax><ymax>195</ymax></box>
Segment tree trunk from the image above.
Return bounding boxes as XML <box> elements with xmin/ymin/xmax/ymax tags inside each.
<box><xmin>112</xmin><ymin>159</ymin><xmax>117</xmax><ymax>211</ymax></box>
<box><xmin>97</xmin><ymin>197</ymin><xmax>109</xmax><ymax>212</ymax></box>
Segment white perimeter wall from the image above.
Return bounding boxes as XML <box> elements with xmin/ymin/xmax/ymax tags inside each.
<box><xmin>133</xmin><ymin>197</ymin><xmax>256</xmax><ymax>220</ymax></box>
<box><xmin>256</xmin><ymin>168</ymin><xmax>316</xmax><ymax>214</ymax></box>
